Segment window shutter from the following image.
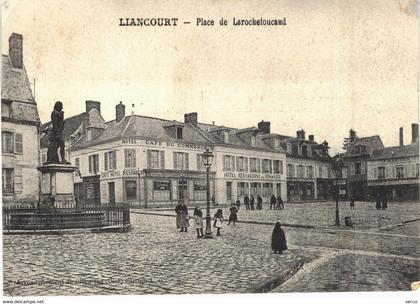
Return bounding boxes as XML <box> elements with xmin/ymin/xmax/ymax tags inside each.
<box><xmin>113</xmin><ymin>151</ymin><xmax>117</xmax><ymax>169</ymax></box>
<box><xmin>147</xmin><ymin>150</ymin><xmax>152</xmax><ymax>168</ymax></box>
<box><xmin>132</xmin><ymin>150</ymin><xmax>136</xmax><ymax>167</ymax></box>
<box><xmin>15</xmin><ymin>133</ymin><xmax>22</xmax><ymax>153</ymax></box>
<box><xmin>184</xmin><ymin>153</ymin><xmax>189</xmax><ymax>170</ymax></box>
<box><xmin>124</xmin><ymin>150</ymin><xmax>129</xmax><ymax>167</ymax></box>
<box><xmin>223</xmin><ymin>155</ymin><xmax>227</xmax><ymax>171</ymax></box>
<box><xmin>245</xmin><ymin>157</ymin><xmax>249</xmax><ymax>172</ymax></box>
<box><xmin>257</xmin><ymin>159</ymin><xmax>261</xmax><ymax>173</ymax></box>
<box><xmin>232</xmin><ymin>156</ymin><xmax>236</xmax><ymax>171</ymax></box>
<box><xmin>361</xmin><ymin>162</ymin><xmax>366</xmax><ymax>174</ymax></box>
<box><xmin>236</xmin><ymin>157</ymin><xmax>240</xmax><ymax>171</ymax></box>
<box><xmin>351</xmin><ymin>163</ymin><xmax>355</xmax><ymax>175</ymax></box>
<box><xmin>104</xmin><ymin>153</ymin><xmax>108</xmax><ymax>171</ymax></box>
<box><xmin>373</xmin><ymin>168</ymin><xmax>377</xmax><ymax>179</ymax></box>
<box><xmin>14</xmin><ymin>167</ymin><xmax>22</xmax><ymax>193</ymax></box>
<box><xmin>160</xmin><ymin>151</ymin><xmax>165</xmax><ymax>168</ymax></box>
<box><xmin>95</xmin><ymin>155</ymin><xmax>99</xmax><ymax>172</ymax></box>
<box><xmin>173</xmin><ymin>152</ymin><xmax>178</xmax><ymax>169</ymax></box>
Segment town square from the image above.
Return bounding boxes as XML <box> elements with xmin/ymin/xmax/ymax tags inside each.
<box><xmin>1</xmin><ymin>0</ymin><xmax>419</xmax><ymax>302</ymax></box>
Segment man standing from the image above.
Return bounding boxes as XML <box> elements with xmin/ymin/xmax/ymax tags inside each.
<box><xmin>257</xmin><ymin>195</ymin><xmax>263</xmax><ymax>210</ymax></box>
<box><xmin>244</xmin><ymin>194</ymin><xmax>250</xmax><ymax>210</ymax></box>
<box><xmin>270</xmin><ymin>194</ymin><xmax>276</xmax><ymax>210</ymax></box>
<box><xmin>250</xmin><ymin>195</ymin><xmax>255</xmax><ymax>210</ymax></box>
<box><xmin>277</xmin><ymin>195</ymin><xmax>284</xmax><ymax>210</ymax></box>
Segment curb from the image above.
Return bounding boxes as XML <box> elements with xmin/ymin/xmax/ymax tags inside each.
<box><xmin>246</xmin><ymin>257</ymin><xmax>304</xmax><ymax>293</ymax></box>
<box><xmin>132</xmin><ymin>211</ymin><xmax>316</xmax><ymax>229</ymax></box>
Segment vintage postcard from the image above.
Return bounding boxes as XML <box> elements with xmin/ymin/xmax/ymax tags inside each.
<box><xmin>1</xmin><ymin>0</ymin><xmax>419</xmax><ymax>303</ymax></box>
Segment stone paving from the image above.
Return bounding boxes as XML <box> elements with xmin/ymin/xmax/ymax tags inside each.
<box><xmin>3</xmin><ymin>201</ymin><xmax>419</xmax><ymax>296</ymax></box>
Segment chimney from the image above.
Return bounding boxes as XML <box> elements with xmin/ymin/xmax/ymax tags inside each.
<box><xmin>184</xmin><ymin>112</ymin><xmax>198</xmax><ymax>124</ymax></box>
<box><xmin>309</xmin><ymin>135</ymin><xmax>314</xmax><ymax>142</ymax></box>
<box><xmin>116</xmin><ymin>101</ymin><xmax>125</xmax><ymax>123</ymax></box>
<box><xmin>412</xmin><ymin>123</ymin><xmax>419</xmax><ymax>143</ymax></box>
<box><xmin>399</xmin><ymin>127</ymin><xmax>404</xmax><ymax>146</ymax></box>
<box><xmin>296</xmin><ymin>129</ymin><xmax>305</xmax><ymax>140</ymax></box>
<box><xmin>9</xmin><ymin>33</ymin><xmax>23</xmax><ymax>69</ymax></box>
<box><xmin>257</xmin><ymin>120</ymin><xmax>270</xmax><ymax>134</ymax></box>
<box><xmin>85</xmin><ymin>100</ymin><xmax>101</xmax><ymax>113</ymax></box>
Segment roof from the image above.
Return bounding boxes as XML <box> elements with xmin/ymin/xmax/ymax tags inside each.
<box><xmin>344</xmin><ymin>135</ymin><xmax>384</xmax><ymax>157</ymax></box>
<box><xmin>40</xmin><ymin>112</ymin><xmax>88</xmax><ymax>148</ymax></box>
<box><xmin>370</xmin><ymin>143</ymin><xmax>419</xmax><ymax>161</ymax></box>
<box><xmin>1</xmin><ymin>54</ymin><xmax>40</xmax><ymax>124</ymax></box>
<box><xmin>71</xmin><ymin>115</ymin><xmax>211</xmax><ymax>149</ymax></box>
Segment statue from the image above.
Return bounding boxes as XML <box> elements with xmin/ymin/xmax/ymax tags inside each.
<box><xmin>46</xmin><ymin>101</ymin><xmax>71</xmax><ymax>164</ymax></box>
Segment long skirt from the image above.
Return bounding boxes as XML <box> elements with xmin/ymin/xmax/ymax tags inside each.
<box><xmin>176</xmin><ymin>213</ymin><xmax>189</xmax><ymax>228</ymax></box>
<box><xmin>195</xmin><ymin>216</ymin><xmax>203</xmax><ymax>229</ymax></box>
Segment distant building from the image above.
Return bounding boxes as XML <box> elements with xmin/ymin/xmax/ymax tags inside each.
<box><xmin>1</xmin><ymin>33</ymin><xmax>41</xmax><ymax>206</ymax></box>
<box><xmin>342</xmin><ymin>135</ymin><xmax>384</xmax><ymax>200</ymax></box>
<box><xmin>367</xmin><ymin>124</ymin><xmax>419</xmax><ymax>201</ymax></box>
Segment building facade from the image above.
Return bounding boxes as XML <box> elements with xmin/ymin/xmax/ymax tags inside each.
<box><xmin>367</xmin><ymin>124</ymin><xmax>419</xmax><ymax>201</ymax></box>
<box><xmin>2</xmin><ymin>33</ymin><xmax>41</xmax><ymax>206</ymax></box>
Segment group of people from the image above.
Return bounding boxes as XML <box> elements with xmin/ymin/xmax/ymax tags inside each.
<box><xmin>241</xmin><ymin>194</ymin><xmax>284</xmax><ymax>210</ymax></box>
<box><xmin>375</xmin><ymin>193</ymin><xmax>388</xmax><ymax>210</ymax></box>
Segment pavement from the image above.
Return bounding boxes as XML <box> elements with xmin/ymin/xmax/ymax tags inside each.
<box><xmin>3</xmin><ymin>201</ymin><xmax>419</xmax><ymax>296</ymax></box>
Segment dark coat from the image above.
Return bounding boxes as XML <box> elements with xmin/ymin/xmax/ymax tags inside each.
<box><xmin>271</xmin><ymin>226</ymin><xmax>287</xmax><ymax>251</ymax></box>
<box><xmin>270</xmin><ymin>195</ymin><xmax>276</xmax><ymax>204</ymax></box>
<box><xmin>229</xmin><ymin>206</ymin><xmax>238</xmax><ymax>222</ymax></box>
<box><xmin>244</xmin><ymin>196</ymin><xmax>250</xmax><ymax>204</ymax></box>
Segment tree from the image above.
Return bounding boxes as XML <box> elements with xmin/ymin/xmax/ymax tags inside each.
<box><xmin>342</xmin><ymin>129</ymin><xmax>358</xmax><ymax>151</ymax></box>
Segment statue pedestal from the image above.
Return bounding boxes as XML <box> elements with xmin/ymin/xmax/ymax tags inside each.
<box><xmin>38</xmin><ymin>164</ymin><xmax>78</xmax><ymax>208</ymax></box>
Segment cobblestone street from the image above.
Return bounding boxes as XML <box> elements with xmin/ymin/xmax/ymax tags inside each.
<box><xmin>3</xmin><ymin>201</ymin><xmax>419</xmax><ymax>296</ymax></box>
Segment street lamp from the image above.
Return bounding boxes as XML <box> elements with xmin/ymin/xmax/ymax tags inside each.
<box><xmin>202</xmin><ymin>148</ymin><xmax>214</xmax><ymax>239</ymax></box>
<box><xmin>331</xmin><ymin>154</ymin><xmax>344</xmax><ymax>226</ymax></box>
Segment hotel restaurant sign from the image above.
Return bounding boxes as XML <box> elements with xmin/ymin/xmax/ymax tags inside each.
<box><xmin>224</xmin><ymin>171</ymin><xmax>282</xmax><ymax>181</ymax></box>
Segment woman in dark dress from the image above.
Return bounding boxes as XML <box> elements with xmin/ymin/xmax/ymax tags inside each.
<box><xmin>175</xmin><ymin>200</ymin><xmax>189</xmax><ymax>232</ymax></box>
<box><xmin>271</xmin><ymin>222</ymin><xmax>287</xmax><ymax>254</ymax></box>
<box><xmin>250</xmin><ymin>195</ymin><xmax>255</xmax><ymax>210</ymax></box>
<box><xmin>228</xmin><ymin>204</ymin><xmax>238</xmax><ymax>226</ymax></box>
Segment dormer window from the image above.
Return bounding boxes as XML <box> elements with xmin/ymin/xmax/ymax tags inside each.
<box><xmin>251</xmin><ymin>135</ymin><xmax>256</xmax><ymax>147</ymax></box>
<box><xmin>302</xmin><ymin>145</ymin><xmax>308</xmax><ymax>157</ymax></box>
<box><xmin>1</xmin><ymin>102</ymin><xmax>11</xmax><ymax>118</ymax></box>
<box><xmin>287</xmin><ymin>143</ymin><xmax>292</xmax><ymax>154</ymax></box>
<box><xmin>224</xmin><ymin>131</ymin><xmax>229</xmax><ymax>144</ymax></box>
<box><xmin>176</xmin><ymin>127</ymin><xmax>183</xmax><ymax>139</ymax></box>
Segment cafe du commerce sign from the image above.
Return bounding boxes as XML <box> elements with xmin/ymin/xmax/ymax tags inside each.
<box><xmin>223</xmin><ymin>171</ymin><xmax>282</xmax><ymax>180</ymax></box>
<box><xmin>121</xmin><ymin>138</ymin><xmax>208</xmax><ymax>151</ymax></box>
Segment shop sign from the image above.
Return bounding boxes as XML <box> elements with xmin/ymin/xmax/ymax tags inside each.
<box><xmin>101</xmin><ymin>169</ymin><xmax>139</xmax><ymax>179</ymax></box>
<box><xmin>224</xmin><ymin>172</ymin><xmax>282</xmax><ymax>180</ymax></box>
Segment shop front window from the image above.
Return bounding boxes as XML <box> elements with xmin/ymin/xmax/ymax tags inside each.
<box><xmin>193</xmin><ymin>180</ymin><xmax>207</xmax><ymax>201</ymax></box>
<box><xmin>153</xmin><ymin>180</ymin><xmax>171</xmax><ymax>201</ymax></box>
<box><xmin>2</xmin><ymin>168</ymin><xmax>14</xmax><ymax>193</ymax></box>
<box><xmin>125</xmin><ymin>180</ymin><xmax>137</xmax><ymax>200</ymax></box>
<box><xmin>262</xmin><ymin>183</ymin><xmax>273</xmax><ymax>197</ymax></box>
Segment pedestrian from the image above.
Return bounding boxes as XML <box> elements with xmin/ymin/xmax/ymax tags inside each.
<box><xmin>375</xmin><ymin>193</ymin><xmax>381</xmax><ymax>210</ymax></box>
<box><xmin>250</xmin><ymin>195</ymin><xmax>255</xmax><ymax>210</ymax></box>
<box><xmin>211</xmin><ymin>195</ymin><xmax>216</xmax><ymax>205</ymax></box>
<box><xmin>244</xmin><ymin>194</ymin><xmax>250</xmax><ymax>210</ymax></box>
<box><xmin>381</xmin><ymin>194</ymin><xmax>388</xmax><ymax>210</ymax></box>
<box><xmin>175</xmin><ymin>200</ymin><xmax>189</xmax><ymax>232</ymax></box>
<box><xmin>194</xmin><ymin>206</ymin><xmax>204</xmax><ymax>238</ymax></box>
<box><xmin>228</xmin><ymin>203</ymin><xmax>238</xmax><ymax>226</ymax></box>
<box><xmin>270</xmin><ymin>194</ymin><xmax>276</xmax><ymax>210</ymax></box>
<box><xmin>276</xmin><ymin>195</ymin><xmax>284</xmax><ymax>210</ymax></box>
<box><xmin>350</xmin><ymin>197</ymin><xmax>355</xmax><ymax>210</ymax></box>
<box><xmin>235</xmin><ymin>197</ymin><xmax>241</xmax><ymax>210</ymax></box>
<box><xmin>257</xmin><ymin>195</ymin><xmax>263</xmax><ymax>210</ymax></box>
<box><xmin>213</xmin><ymin>209</ymin><xmax>224</xmax><ymax>236</ymax></box>
<box><xmin>271</xmin><ymin>222</ymin><xmax>287</xmax><ymax>254</ymax></box>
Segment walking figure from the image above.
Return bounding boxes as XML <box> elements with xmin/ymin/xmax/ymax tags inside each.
<box><xmin>381</xmin><ymin>193</ymin><xmax>388</xmax><ymax>210</ymax></box>
<box><xmin>350</xmin><ymin>197</ymin><xmax>355</xmax><ymax>210</ymax></box>
<box><xmin>228</xmin><ymin>204</ymin><xmax>238</xmax><ymax>226</ymax></box>
<box><xmin>235</xmin><ymin>197</ymin><xmax>241</xmax><ymax>210</ymax></box>
<box><xmin>213</xmin><ymin>209</ymin><xmax>224</xmax><ymax>236</ymax></box>
<box><xmin>256</xmin><ymin>195</ymin><xmax>263</xmax><ymax>210</ymax></box>
<box><xmin>250</xmin><ymin>195</ymin><xmax>255</xmax><ymax>210</ymax></box>
<box><xmin>194</xmin><ymin>206</ymin><xmax>204</xmax><ymax>238</ymax></box>
<box><xmin>271</xmin><ymin>222</ymin><xmax>287</xmax><ymax>254</ymax></box>
<box><xmin>276</xmin><ymin>195</ymin><xmax>284</xmax><ymax>210</ymax></box>
<box><xmin>244</xmin><ymin>194</ymin><xmax>250</xmax><ymax>210</ymax></box>
<box><xmin>375</xmin><ymin>192</ymin><xmax>381</xmax><ymax>210</ymax></box>
<box><xmin>270</xmin><ymin>194</ymin><xmax>276</xmax><ymax>210</ymax></box>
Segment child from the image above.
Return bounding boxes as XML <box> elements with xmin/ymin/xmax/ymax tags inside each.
<box><xmin>271</xmin><ymin>222</ymin><xmax>287</xmax><ymax>254</ymax></box>
<box><xmin>228</xmin><ymin>204</ymin><xmax>238</xmax><ymax>226</ymax></box>
<box><xmin>194</xmin><ymin>206</ymin><xmax>204</xmax><ymax>238</ymax></box>
<box><xmin>213</xmin><ymin>209</ymin><xmax>224</xmax><ymax>236</ymax></box>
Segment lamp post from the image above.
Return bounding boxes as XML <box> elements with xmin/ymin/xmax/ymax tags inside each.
<box><xmin>331</xmin><ymin>155</ymin><xmax>343</xmax><ymax>226</ymax></box>
<box><xmin>202</xmin><ymin>148</ymin><xmax>214</xmax><ymax>239</ymax></box>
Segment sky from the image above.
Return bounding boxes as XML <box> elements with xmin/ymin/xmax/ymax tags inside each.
<box><xmin>2</xmin><ymin>0</ymin><xmax>419</xmax><ymax>153</ymax></box>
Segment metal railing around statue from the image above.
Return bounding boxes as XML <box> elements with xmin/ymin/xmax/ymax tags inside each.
<box><xmin>2</xmin><ymin>203</ymin><xmax>130</xmax><ymax>232</ymax></box>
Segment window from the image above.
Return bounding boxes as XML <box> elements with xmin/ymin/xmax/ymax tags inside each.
<box><xmin>223</xmin><ymin>131</ymin><xmax>229</xmax><ymax>144</ymax></box>
<box><xmin>226</xmin><ymin>182</ymin><xmax>232</xmax><ymax>201</ymax></box>
<box><xmin>2</xmin><ymin>168</ymin><xmax>14</xmax><ymax>193</ymax></box>
<box><xmin>355</xmin><ymin>163</ymin><xmax>362</xmax><ymax>175</ymax></box>
<box><xmin>173</xmin><ymin>152</ymin><xmax>189</xmax><ymax>170</ymax></box>
<box><xmin>1</xmin><ymin>102</ymin><xmax>10</xmax><ymax>117</ymax></box>
<box><xmin>14</xmin><ymin>133</ymin><xmax>22</xmax><ymax>153</ymax></box>
<box><xmin>193</xmin><ymin>181</ymin><xmax>207</xmax><ymax>200</ymax></box>
<box><xmin>237</xmin><ymin>182</ymin><xmax>248</xmax><ymax>197</ymax></box>
<box><xmin>297</xmin><ymin>165</ymin><xmax>304</xmax><ymax>178</ymax></box>
<box><xmin>125</xmin><ymin>180</ymin><xmax>137</xmax><ymax>200</ymax></box>
<box><xmin>147</xmin><ymin>150</ymin><xmax>165</xmax><ymax>169</ymax></box>
<box><xmin>236</xmin><ymin>157</ymin><xmax>248</xmax><ymax>172</ymax></box>
<box><xmin>262</xmin><ymin>159</ymin><xmax>272</xmax><ymax>173</ymax></box>
<box><xmin>104</xmin><ymin>151</ymin><xmax>117</xmax><ymax>171</ymax></box>
<box><xmin>287</xmin><ymin>164</ymin><xmax>294</xmax><ymax>178</ymax></box>
<box><xmin>2</xmin><ymin>131</ymin><xmax>14</xmax><ymax>153</ymax></box>
<box><xmin>75</xmin><ymin>158</ymin><xmax>80</xmax><ymax>169</ymax></box>
<box><xmin>396</xmin><ymin>166</ymin><xmax>404</xmax><ymax>179</ymax></box>
<box><xmin>286</xmin><ymin>143</ymin><xmax>292</xmax><ymax>154</ymax></box>
<box><xmin>378</xmin><ymin>167</ymin><xmax>385</xmax><ymax>179</ymax></box>
<box><xmin>124</xmin><ymin>149</ymin><xmax>136</xmax><ymax>168</ymax></box>
<box><xmin>153</xmin><ymin>180</ymin><xmax>171</xmax><ymax>201</ymax></box>
<box><xmin>223</xmin><ymin>155</ymin><xmax>235</xmax><ymax>171</ymax></box>
<box><xmin>251</xmin><ymin>136</ymin><xmax>256</xmax><ymax>147</ymax></box>
<box><xmin>41</xmin><ymin>153</ymin><xmax>47</xmax><ymax>164</ymax></box>
<box><xmin>250</xmin><ymin>182</ymin><xmax>261</xmax><ymax>196</ymax></box>
<box><xmin>196</xmin><ymin>154</ymin><xmax>205</xmax><ymax>171</ymax></box>
<box><xmin>88</xmin><ymin>154</ymin><xmax>99</xmax><ymax>173</ymax></box>
<box><xmin>176</xmin><ymin>127</ymin><xmax>183</xmax><ymax>139</ymax></box>
<box><xmin>262</xmin><ymin>183</ymin><xmax>273</xmax><ymax>197</ymax></box>
<box><xmin>302</xmin><ymin>145</ymin><xmax>308</xmax><ymax>157</ymax></box>
<box><xmin>273</xmin><ymin>160</ymin><xmax>282</xmax><ymax>174</ymax></box>
<box><xmin>307</xmin><ymin>166</ymin><xmax>314</xmax><ymax>178</ymax></box>
<box><xmin>250</xmin><ymin>158</ymin><xmax>257</xmax><ymax>173</ymax></box>
<box><xmin>318</xmin><ymin>166</ymin><xmax>323</xmax><ymax>178</ymax></box>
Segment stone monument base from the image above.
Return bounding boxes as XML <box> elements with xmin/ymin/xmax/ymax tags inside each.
<box><xmin>38</xmin><ymin>164</ymin><xmax>78</xmax><ymax>208</ymax></box>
